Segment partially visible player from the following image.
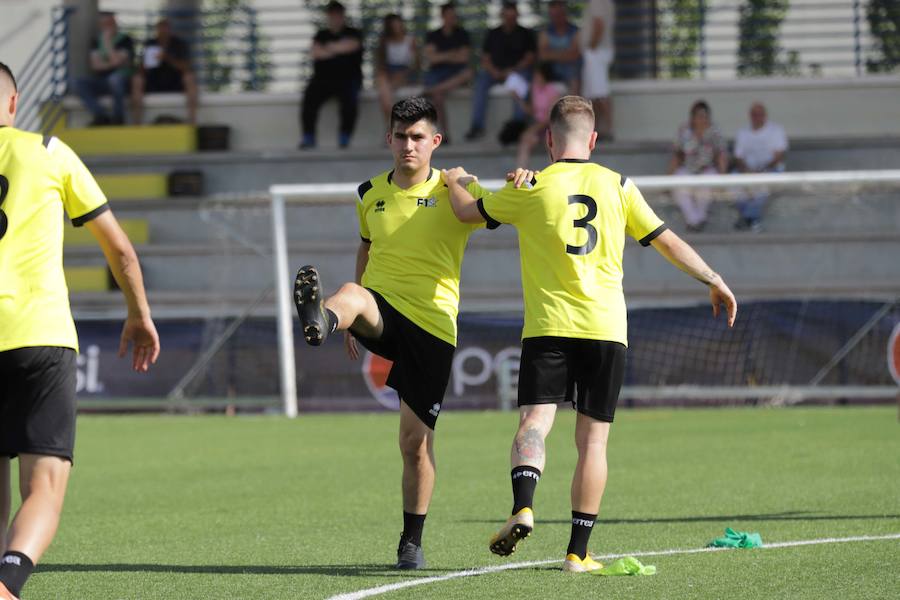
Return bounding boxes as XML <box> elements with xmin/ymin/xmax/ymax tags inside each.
<box><xmin>0</xmin><ymin>61</ymin><xmax>159</xmax><ymax>599</ymax></box>
<box><xmin>293</xmin><ymin>97</ymin><xmax>529</xmax><ymax>570</ymax></box>
<box><xmin>442</xmin><ymin>95</ymin><xmax>736</xmax><ymax>572</ymax></box>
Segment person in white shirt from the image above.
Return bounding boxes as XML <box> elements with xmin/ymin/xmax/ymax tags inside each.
<box><xmin>733</xmin><ymin>102</ymin><xmax>788</xmax><ymax>231</ymax></box>
<box><xmin>580</xmin><ymin>0</ymin><xmax>615</xmax><ymax>139</ymax></box>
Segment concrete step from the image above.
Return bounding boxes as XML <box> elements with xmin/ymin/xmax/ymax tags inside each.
<box><xmin>78</xmin><ymin>136</ymin><xmax>900</xmax><ymax>196</ymax></box>
<box><xmin>57</xmin><ymin>124</ymin><xmax>197</xmax><ymax>156</ymax></box>
<box><xmin>96</xmin><ymin>173</ymin><xmax>169</xmax><ymax>200</ymax></box>
<box><xmin>65</xmin><ymin>219</ymin><xmax>149</xmax><ymax>246</ymax></box>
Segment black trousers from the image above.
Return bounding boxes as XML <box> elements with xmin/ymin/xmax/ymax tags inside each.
<box><xmin>301</xmin><ymin>77</ymin><xmax>361</xmax><ymax>138</ymax></box>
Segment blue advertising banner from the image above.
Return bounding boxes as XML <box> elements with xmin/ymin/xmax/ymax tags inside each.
<box><xmin>74</xmin><ymin>301</ymin><xmax>900</xmax><ymax>411</ymax></box>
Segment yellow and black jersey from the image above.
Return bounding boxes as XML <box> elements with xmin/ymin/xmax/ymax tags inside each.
<box><xmin>357</xmin><ymin>168</ymin><xmax>486</xmax><ymax>346</ymax></box>
<box><xmin>0</xmin><ymin>126</ymin><xmax>109</xmax><ymax>352</ymax></box>
<box><xmin>479</xmin><ymin>159</ymin><xmax>665</xmax><ymax>346</ymax></box>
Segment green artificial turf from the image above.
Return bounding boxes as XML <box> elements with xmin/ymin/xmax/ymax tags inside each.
<box><xmin>11</xmin><ymin>407</ymin><xmax>900</xmax><ymax>599</ymax></box>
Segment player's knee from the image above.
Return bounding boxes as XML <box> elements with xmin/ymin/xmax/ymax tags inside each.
<box><xmin>399</xmin><ymin>431</ymin><xmax>429</xmax><ymax>462</ymax></box>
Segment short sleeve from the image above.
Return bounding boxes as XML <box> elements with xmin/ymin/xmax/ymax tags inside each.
<box><xmin>622</xmin><ymin>178</ymin><xmax>666</xmax><ymax>246</ymax></box>
<box><xmin>313</xmin><ymin>30</ymin><xmax>328</xmax><ymax>44</ymax></box>
<box><xmin>479</xmin><ymin>182</ymin><xmax>526</xmax><ymax>229</ymax></box>
<box><xmin>673</xmin><ymin>125</ymin><xmax>686</xmax><ymax>152</ymax></box>
<box><xmin>171</xmin><ymin>37</ymin><xmax>189</xmax><ymax>60</ymax></box>
<box><xmin>711</xmin><ymin>126</ymin><xmax>728</xmax><ymax>154</ymax></box>
<box><xmin>774</xmin><ymin>124</ymin><xmax>788</xmax><ymax>151</ymax></box>
<box><xmin>458</xmin><ymin>28</ymin><xmax>471</xmax><ymax>46</ymax></box>
<box><xmin>733</xmin><ymin>129</ymin><xmax>748</xmax><ymax>160</ymax></box>
<box><xmin>525</xmin><ymin>28</ymin><xmax>537</xmax><ymax>52</ymax></box>
<box><xmin>356</xmin><ymin>180</ymin><xmax>372</xmax><ymax>242</ymax></box>
<box><xmin>49</xmin><ymin>138</ymin><xmax>109</xmax><ymax>226</ymax></box>
<box><xmin>425</xmin><ymin>29</ymin><xmax>438</xmax><ymax>46</ymax></box>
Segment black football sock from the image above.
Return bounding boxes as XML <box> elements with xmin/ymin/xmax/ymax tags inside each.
<box><xmin>510</xmin><ymin>466</ymin><xmax>541</xmax><ymax>514</ymax></box>
<box><xmin>0</xmin><ymin>551</ymin><xmax>35</xmax><ymax>597</ymax></box>
<box><xmin>402</xmin><ymin>511</ymin><xmax>427</xmax><ymax>546</ymax></box>
<box><xmin>325</xmin><ymin>309</ymin><xmax>339</xmax><ymax>334</ymax></box>
<box><xmin>566</xmin><ymin>511</ymin><xmax>597</xmax><ymax>560</ymax></box>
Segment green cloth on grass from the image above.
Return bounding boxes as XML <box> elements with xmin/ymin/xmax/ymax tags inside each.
<box><xmin>592</xmin><ymin>556</ymin><xmax>657</xmax><ymax>576</ymax></box>
<box><xmin>707</xmin><ymin>527</ymin><xmax>763</xmax><ymax>548</ymax></box>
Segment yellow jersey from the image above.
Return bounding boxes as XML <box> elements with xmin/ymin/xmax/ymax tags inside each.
<box><xmin>479</xmin><ymin>159</ymin><xmax>665</xmax><ymax>346</ymax></box>
<box><xmin>0</xmin><ymin>127</ymin><xmax>109</xmax><ymax>353</ymax></box>
<box><xmin>357</xmin><ymin>168</ymin><xmax>486</xmax><ymax>346</ymax></box>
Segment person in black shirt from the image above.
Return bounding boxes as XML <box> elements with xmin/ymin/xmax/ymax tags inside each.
<box><xmin>74</xmin><ymin>12</ymin><xmax>134</xmax><ymax>126</ymax></box>
<box><xmin>131</xmin><ymin>18</ymin><xmax>198</xmax><ymax>124</ymax></box>
<box><xmin>300</xmin><ymin>1</ymin><xmax>363</xmax><ymax>149</ymax></box>
<box><xmin>422</xmin><ymin>3</ymin><xmax>472</xmax><ymax>142</ymax></box>
<box><xmin>464</xmin><ymin>1</ymin><xmax>535</xmax><ymax>141</ymax></box>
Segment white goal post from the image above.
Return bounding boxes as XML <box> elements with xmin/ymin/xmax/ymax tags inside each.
<box><xmin>270</xmin><ymin>170</ymin><xmax>900</xmax><ymax>417</ymax></box>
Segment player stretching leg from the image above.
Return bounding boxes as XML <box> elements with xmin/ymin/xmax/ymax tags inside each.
<box><xmin>294</xmin><ymin>97</ymin><xmax>490</xmax><ymax>570</ymax></box>
<box><xmin>0</xmin><ymin>62</ymin><xmax>160</xmax><ymax>599</ymax></box>
<box><xmin>443</xmin><ymin>95</ymin><xmax>737</xmax><ymax>572</ymax></box>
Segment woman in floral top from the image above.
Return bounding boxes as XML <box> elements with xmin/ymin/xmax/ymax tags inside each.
<box><xmin>668</xmin><ymin>100</ymin><xmax>729</xmax><ymax>230</ymax></box>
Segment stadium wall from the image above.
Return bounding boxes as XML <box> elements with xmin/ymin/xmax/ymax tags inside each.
<box><xmin>61</xmin><ymin>76</ymin><xmax>900</xmax><ymax>152</ymax></box>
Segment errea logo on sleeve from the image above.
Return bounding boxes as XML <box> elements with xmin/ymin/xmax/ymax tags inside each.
<box><xmin>374</xmin><ymin>200</ymin><xmax>386</xmax><ymax>213</ymax></box>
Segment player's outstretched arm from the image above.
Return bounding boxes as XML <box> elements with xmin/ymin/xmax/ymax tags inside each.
<box><xmin>86</xmin><ymin>211</ymin><xmax>160</xmax><ymax>372</ymax></box>
<box><xmin>442</xmin><ymin>167</ymin><xmax>484</xmax><ymax>224</ymax></box>
<box><xmin>650</xmin><ymin>229</ymin><xmax>738</xmax><ymax>327</ymax></box>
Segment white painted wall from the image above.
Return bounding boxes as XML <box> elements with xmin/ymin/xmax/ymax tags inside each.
<box><xmin>0</xmin><ymin>0</ymin><xmax>57</xmax><ymax>77</ymax></box>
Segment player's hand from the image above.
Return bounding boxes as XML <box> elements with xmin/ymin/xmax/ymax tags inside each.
<box><xmin>506</xmin><ymin>168</ymin><xmax>536</xmax><ymax>188</ymax></box>
<box><xmin>441</xmin><ymin>167</ymin><xmax>476</xmax><ymax>187</ymax></box>
<box><xmin>119</xmin><ymin>314</ymin><xmax>160</xmax><ymax>372</ymax></box>
<box><xmin>709</xmin><ymin>277</ymin><xmax>737</xmax><ymax>328</ymax></box>
<box><xmin>344</xmin><ymin>331</ymin><xmax>360</xmax><ymax>361</ymax></box>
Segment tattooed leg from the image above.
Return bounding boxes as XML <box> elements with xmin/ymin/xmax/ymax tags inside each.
<box><xmin>510</xmin><ymin>404</ymin><xmax>558</xmax><ymax>471</ymax></box>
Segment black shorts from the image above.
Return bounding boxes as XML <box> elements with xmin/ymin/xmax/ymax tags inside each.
<box><xmin>0</xmin><ymin>346</ymin><xmax>77</xmax><ymax>462</ymax></box>
<box><xmin>518</xmin><ymin>336</ymin><xmax>626</xmax><ymax>422</ymax></box>
<box><xmin>146</xmin><ymin>68</ymin><xmax>184</xmax><ymax>93</ymax></box>
<box><xmin>351</xmin><ymin>289</ymin><xmax>455</xmax><ymax>430</ymax></box>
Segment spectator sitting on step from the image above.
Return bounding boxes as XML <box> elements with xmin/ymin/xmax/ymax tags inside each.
<box><xmin>375</xmin><ymin>13</ymin><xmax>420</xmax><ymax>129</ymax></box>
<box><xmin>422</xmin><ymin>2</ymin><xmax>473</xmax><ymax>143</ymax></box>
<box><xmin>668</xmin><ymin>100</ymin><xmax>728</xmax><ymax>232</ymax></box>
<box><xmin>732</xmin><ymin>102</ymin><xmax>788</xmax><ymax>232</ymax></box>
<box><xmin>131</xmin><ymin>18</ymin><xmax>198</xmax><ymax>125</ymax></box>
<box><xmin>464</xmin><ymin>1</ymin><xmax>536</xmax><ymax>141</ymax></box>
<box><xmin>538</xmin><ymin>0</ymin><xmax>581</xmax><ymax>94</ymax></box>
<box><xmin>513</xmin><ymin>62</ymin><xmax>563</xmax><ymax>168</ymax></box>
<box><xmin>299</xmin><ymin>1</ymin><xmax>363</xmax><ymax>149</ymax></box>
<box><xmin>74</xmin><ymin>11</ymin><xmax>134</xmax><ymax>126</ymax></box>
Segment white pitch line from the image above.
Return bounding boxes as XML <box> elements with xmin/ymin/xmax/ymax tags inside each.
<box><xmin>326</xmin><ymin>533</ymin><xmax>900</xmax><ymax>600</ymax></box>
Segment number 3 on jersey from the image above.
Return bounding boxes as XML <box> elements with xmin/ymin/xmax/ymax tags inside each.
<box><xmin>566</xmin><ymin>194</ymin><xmax>598</xmax><ymax>255</ymax></box>
<box><xmin>0</xmin><ymin>175</ymin><xmax>9</xmax><ymax>241</ymax></box>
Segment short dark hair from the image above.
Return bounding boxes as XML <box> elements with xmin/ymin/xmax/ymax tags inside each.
<box><xmin>0</xmin><ymin>62</ymin><xmax>17</xmax><ymax>92</ymax></box>
<box><xmin>325</xmin><ymin>1</ymin><xmax>345</xmax><ymax>14</ymax></box>
<box><xmin>390</xmin><ymin>97</ymin><xmax>438</xmax><ymax>131</ymax></box>
<box><xmin>536</xmin><ymin>62</ymin><xmax>556</xmax><ymax>82</ymax></box>
<box><xmin>691</xmin><ymin>100</ymin><xmax>711</xmax><ymax>117</ymax></box>
<box><xmin>440</xmin><ymin>2</ymin><xmax>457</xmax><ymax>16</ymax></box>
<box><xmin>548</xmin><ymin>0</ymin><xmax>566</xmax><ymax>8</ymax></box>
<box><xmin>502</xmin><ymin>1</ymin><xmax>518</xmax><ymax>12</ymax></box>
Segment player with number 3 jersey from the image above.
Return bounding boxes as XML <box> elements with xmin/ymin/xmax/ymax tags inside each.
<box><xmin>443</xmin><ymin>95</ymin><xmax>737</xmax><ymax>572</ymax></box>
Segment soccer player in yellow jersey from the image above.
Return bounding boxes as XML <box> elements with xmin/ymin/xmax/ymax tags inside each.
<box><xmin>443</xmin><ymin>95</ymin><xmax>737</xmax><ymax>572</ymax></box>
<box><xmin>0</xmin><ymin>62</ymin><xmax>159</xmax><ymax>599</ymax></box>
<box><xmin>293</xmin><ymin>97</ymin><xmax>529</xmax><ymax>570</ymax></box>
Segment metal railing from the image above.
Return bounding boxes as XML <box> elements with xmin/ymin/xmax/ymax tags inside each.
<box><xmin>15</xmin><ymin>6</ymin><xmax>73</xmax><ymax>134</ymax></box>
